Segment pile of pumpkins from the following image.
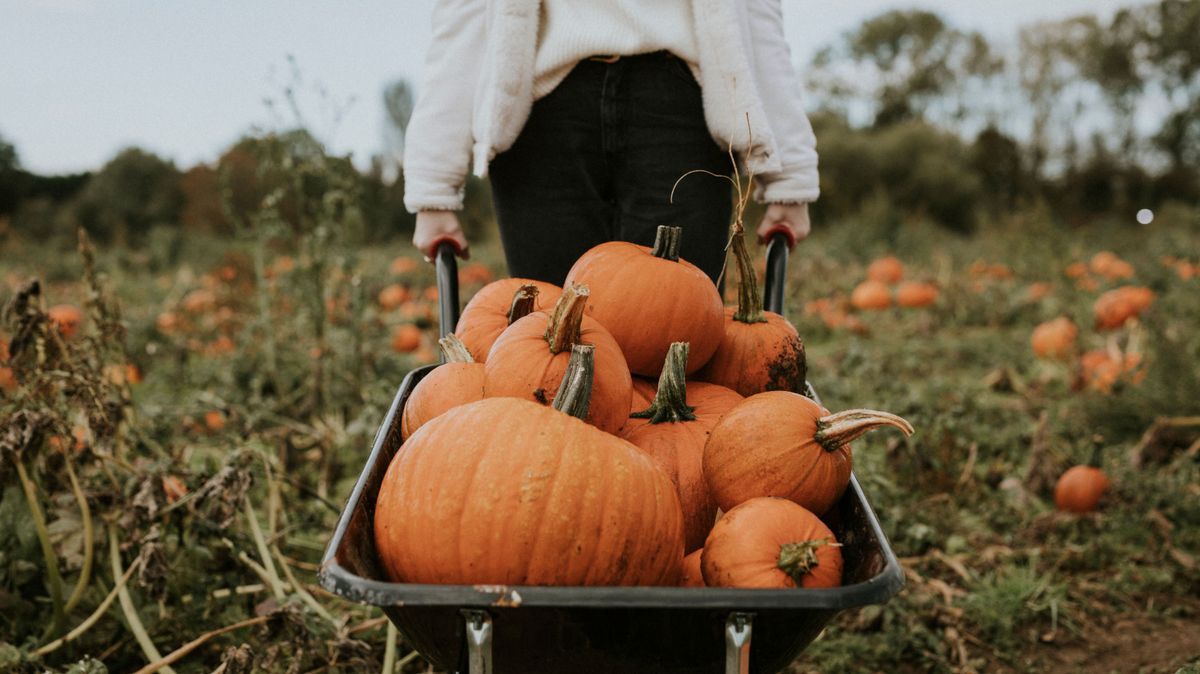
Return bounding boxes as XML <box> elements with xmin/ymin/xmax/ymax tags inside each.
<box><xmin>374</xmin><ymin>225</ymin><xmax>914</xmax><ymax>590</ymax></box>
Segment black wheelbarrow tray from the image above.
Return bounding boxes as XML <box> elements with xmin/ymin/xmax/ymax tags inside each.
<box><xmin>320</xmin><ymin>235</ymin><xmax>904</xmax><ymax>673</ymax></box>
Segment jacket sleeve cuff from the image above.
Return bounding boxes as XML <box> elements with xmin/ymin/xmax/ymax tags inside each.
<box><xmin>754</xmin><ymin>164</ymin><xmax>820</xmax><ymax>204</ymax></box>
<box><xmin>403</xmin><ymin>170</ymin><xmax>466</xmax><ymax>212</ymax></box>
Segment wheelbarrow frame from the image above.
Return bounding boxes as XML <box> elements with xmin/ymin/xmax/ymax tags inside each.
<box><xmin>320</xmin><ymin>235</ymin><xmax>904</xmax><ymax>673</ymax></box>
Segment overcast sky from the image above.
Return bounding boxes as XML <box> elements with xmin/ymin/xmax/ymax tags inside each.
<box><xmin>1</xmin><ymin>0</ymin><xmax>1132</xmax><ymax>174</ymax></box>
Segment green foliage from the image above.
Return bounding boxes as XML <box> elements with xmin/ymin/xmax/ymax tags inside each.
<box><xmin>70</xmin><ymin>148</ymin><xmax>182</xmax><ymax>246</ymax></box>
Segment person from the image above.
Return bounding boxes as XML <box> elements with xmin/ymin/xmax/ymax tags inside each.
<box><xmin>403</xmin><ymin>0</ymin><xmax>819</xmax><ymax>286</ymax></box>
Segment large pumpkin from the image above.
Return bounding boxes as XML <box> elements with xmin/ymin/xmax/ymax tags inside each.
<box><xmin>375</xmin><ymin>345</ymin><xmax>684</xmax><ymax>586</ymax></box>
<box><xmin>1031</xmin><ymin>317</ymin><xmax>1078</xmax><ymax>360</ymax></box>
<box><xmin>696</xmin><ymin>224</ymin><xmax>806</xmax><ymax>396</ymax></box>
<box><xmin>400</xmin><ymin>335</ymin><xmax>485</xmax><ymax>439</ymax></box>
<box><xmin>704</xmin><ymin>391</ymin><xmax>913</xmax><ymax>515</ymax></box>
<box><xmin>455</xmin><ymin>278</ymin><xmax>563</xmax><ymax>361</ymax></box>
<box><xmin>701</xmin><ymin>497</ymin><xmax>843</xmax><ymax>589</ymax></box>
<box><xmin>1093</xmin><ymin>286</ymin><xmax>1154</xmax><ymax>331</ymax></box>
<box><xmin>564</xmin><ymin>225</ymin><xmax>724</xmax><ymax>377</ymax></box>
<box><xmin>621</xmin><ymin>343</ymin><xmax>742</xmax><ymax>553</ymax></box>
<box><xmin>484</xmin><ymin>284</ymin><xmax>632</xmax><ymax>434</ymax></box>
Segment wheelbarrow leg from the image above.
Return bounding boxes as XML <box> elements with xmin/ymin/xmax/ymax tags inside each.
<box><xmin>725</xmin><ymin>612</ymin><xmax>754</xmax><ymax>674</ymax></box>
<box><xmin>461</xmin><ymin>610</ymin><xmax>493</xmax><ymax>674</ymax></box>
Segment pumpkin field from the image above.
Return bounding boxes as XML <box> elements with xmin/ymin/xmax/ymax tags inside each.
<box><xmin>2</xmin><ymin>187</ymin><xmax>1199</xmax><ymax>672</ymax></box>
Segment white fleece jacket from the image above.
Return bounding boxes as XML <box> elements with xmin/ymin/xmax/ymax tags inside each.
<box><xmin>403</xmin><ymin>0</ymin><xmax>820</xmax><ymax>213</ymax></box>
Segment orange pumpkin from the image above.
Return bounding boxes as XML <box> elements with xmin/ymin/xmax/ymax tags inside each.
<box><xmin>455</xmin><ymin>278</ymin><xmax>563</xmax><ymax>362</ymax></box>
<box><xmin>181</xmin><ymin>289</ymin><xmax>217</xmax><ymax>314</ymax></box>
<box><xmin>1089</xmin><ymin>251</ymin><xmax>1134</xmax><ymax>280</ymax></box>
<box><xmin>705</xmin><ymin>392</ymin><xmax>913</xmax><ymax>515</ymax></box>
<box><xmin>0</xmin><ymin>337</ymin><xmax>9</xmax><ymax>363</ymax></box>
<box><xmin>850</xmin><ymin>281</ymin><xmax>891</xmax><ymax>311</ymax></box>
<box><xmin>894</xmin><ymin>281</ymin><xmax>939</xmax><ymax>308</ymax></box>
<box><xmin>701</xmin><ymin>497</ymin><xmax>843</xmax><ymax>589</ymax></box>
<box><xmin>389</xmin><ymin>256</ymin><xmax>419</xmax><ymax>275</ymax></box>
<box><xmin>1077</xmin><ymin>348</ymin><xmax>1143</xmax><ymax>393</ymax></box>
<box><xmin>680</xmin><ymin>549</ymin><xmax>705</xmax><ymax>587</ymax></box>
<box><xmin>48</xmin><ymin>304</ymin><xmax>84</xmax><ymax>339</ymax></box>
<box><xmin>390</xmin><ymin>324</ymin><xmax>423</xmax><ymax>354</ymax></box>
<box><xmin>484</xmin><ymin>284</ymin><xmax>632</xmax><ymax>434</ymax></box>
<box><xmin>1025</xmin><ymin>282</ymin><xmax>1053</xmax><ymax>302</ymax></box>
<box><xmin>564</xmin><ymin>225</ymin><xmax>724</xmax><ymax>377</ymax></box>
<box><xmin>400</xmin><ymin>335</ymin><xmax>485</xmax><ymax>439</ymax></box>
<box><xmin>1064</xmin><ymin>262</ymin><xmax>1088</xmax><ymax>279</ymax></box>
<box><xmin>377</xmin><ymin>284</ymin><xmax>410</xmax><ymax>310</ymax></box>
<box><xmin>695</xmin><ymin>224</ymin><xmax>806</xmax><ymax>396</ymax></box>
<box><xmin>866</xmin><ymin>256</ymin><xmax>904</xmax><ymax>284</ymax></box>
<box><xmin>1031</xmin><ymin>317</ymin><xmax>1078</xmax><ymax>360</ymax></box>
<box><xmin>204</xmin><ymin>410</ymin><xmax>226</xmax><ymax>433</ymax></box>
<box><xmin>622</xmin><ymin>343</ymin><xmax>742</xmax><ymax>552</ymax></box>
<box><xmin>0</xmin><ymin>366</ymin><xmax>15</xmax><ymax>393</ymax></box>
<box><xmin>1055</xmin><ymin>445</ymin><xmax>1109</xmax><ymax>513</ymax></box>
<box><xmin>375</xmin><ymin>345</ymin><xmax>684</xmax><ymax>586</ymax></box>
<box><xmin>1094</xmin><ymin>286</ymin><xmax>1155</xmax><ymax>330</ymax></box>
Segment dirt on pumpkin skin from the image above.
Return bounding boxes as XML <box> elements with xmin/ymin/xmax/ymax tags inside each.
<box><xmin>766</xmin><ymin>336</ymin><xmax>807</xmax><ymax>393</ymax></box>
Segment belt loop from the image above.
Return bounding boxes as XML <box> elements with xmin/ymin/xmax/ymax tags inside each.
<box><xmin>588</xmin><ymin>54</ymin><xmax>622</xmax><ymax>64</ymax></box>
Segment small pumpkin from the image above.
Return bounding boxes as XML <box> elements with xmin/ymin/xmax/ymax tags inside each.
<box><xmin>1094</xmin><ymin>286</ymin><xmax>1155</xmax><ymax>331</ymax></box>
<box><xmin>701</xmin><ymin>497</ymin><xmax>843</xmax><ymax>589</ymax></box>
<box><xmin>390</xmin><ymin>324</ymin><xmax>423</xmax><ymax>354</ymax></box>
<box><xmin>695</xmin><ymin>223</ymin><xmax>806</xmax><ymax>396</ymax></box>
<box><xmin>0</xmin><ymin>366</ymin><xmax>15</xmax><ymax>393</ymax></box>
<box><xmin>48</xmin><ymin>304</ymin><xmax>84</xmax><ymax>339</ymax></box>
<box><xmin>680</xmin><ymin>549</ymin><xmax>705</xmax><ymax>587</ymax></box>
<box><xmin>1055</xmin><ymin>444</ymin><xmax>1109</xmax><ymax>513</ymax></box>
<box><xmin>455</xmin><ymin>279</ymin><xmax>563</xmax><ymax>362</ymax></box>
<box><xmin>375</xmin><ymin>345</ymin><xmax>684</xmax><ymax>586</ymax></box>
<box><xmin>622</xmin><ymin>343</ymin><xmax>742</xmax><ymax>552</ymax></box>
<box><xmin>866</xmin><ymin>256</ymin><xmax>904</xmax><ymax>284</ymax></box>
<box><xmin>705</xmin><ymin>391</ymin><xmax>913</xmax><ymax>515</ymax></box>
<box><xmin>564</xmin><ymin>225</ymin><xmax>724</xmax><ymax>377</ymax></box>
<box><xmin>894</xmin><ymin>281</ymin><xmax>939</xmax><ymax>308</ymax></box>
<box><xmin>389</xmin><ymin>256</ymin><xmax>419</xmax><ymax>275</ymax></box>
<box><xmin>484</xmin><ymin>284</ymin><xmax>632</xmax><ymax>434</ymax></box>
<box><xmin>1031</xmin><ymin>317</ymin><xmax>1078</xmax><ymax>360</ymax></box>
<box><xmin>400</xmin><ymin>335</ymin><xmax>485</xmax><ymax>439</ymax></box>
<box><xmin>378</xmin><ymin>284</ymin><xmax>410</xmax><ymax>310</ymax></box>
<box><xmin>850</xmin><ymin>281</ymin><xmax>891</xmax><ymax>311</ymax></box>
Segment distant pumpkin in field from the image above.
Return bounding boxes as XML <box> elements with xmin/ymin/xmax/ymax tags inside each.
<box><xmin>1093</xmin><ymin>286</ymin><xmax>1154</xmax><ymax>330</ymax></box>
<box><xmin>389</xmin><ymin>256</ymin><xmax>419</xmax><ymax>275</ymax></box>
<box><xmin>181</xmin><ymin>289</ymin><xmax>217</xmax><ymax>315</ymax></box>
<box><xmin>866</xmin><ymin>256</ymin><xmax>904</xmax><ymax>284</ymax></box>
<box><xmin>895</xmin><ymin>281</ymin><xmax>939</xmax><ymax>308</ymax></box>
<box><xmin>390</xmin><ymin>324</ymin><xmax>423</xmax><ymax>354</ymax></box>
<box><xmin>1031</xmin><ymin>317</ymin><xmax>1078</xmax><ymax>360</ymax></box>
<box><xmin>48</xmin><ymin>304</ymin><xmax>84</xmax><ymax>339</ymax></box>
<box><xmin>850</xmin><ymin>280</ymin><xmax>891</xmax><ymax>311</ymax></box>
<box><xmin>377</xmin><ymin>284</ymin><xmax>410</xmax><ymax>310</ymax></box>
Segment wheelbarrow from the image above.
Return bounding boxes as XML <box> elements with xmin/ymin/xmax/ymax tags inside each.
<box><xmin>320</xmin><ymin>231</ymin><xmax>904</xmax><ymax>673</ymax></box>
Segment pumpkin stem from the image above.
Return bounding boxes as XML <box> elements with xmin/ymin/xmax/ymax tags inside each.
<box><xmin>814</xmin><ymin>409</ymin><xmax>914</xmax><ymax>453</ymax></box>
<box><xmin>552</xmin><ymin>344</ymin><xmax>594</xmax><ymax>420</ymax></box>
<box><xmin>730</xmin><ymin>222</ymin><xmax>767</xmax><ymax>324</ymax></box>
<box><xmin>631</xmin><ymin>342</ymin><xmax>696</xmax><ymax>424</ymax></box>
<box><xmin>777</xmin><ymin>539</ymin><xmax>835</xmax><ymax>585</ymax></box>
<box><xmin>437</xmin><ymin>334</ymin><xmax>474</xmax><ymax>364</ymax></box>
<box><xmin>544</xmin><ymin>284</ymin><xmax>589</xmax><ymax>355</ymax></box>
<box><xmin>650</xmin><ymin>225</ymin><xmax>683</xmax><ymax>262</ymax></box>
<box><xmin>507</xmin><ymin>284</ymin><xmax>539</xmax><ymax>325</ymax></box>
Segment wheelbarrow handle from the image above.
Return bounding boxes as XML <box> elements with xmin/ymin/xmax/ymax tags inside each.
<box><xmin>762</xmin><ymin>230</ymin><xmax>791</xmax><ymax>317</ymax></box>
<box><xmin>434</xmin><ymin>240</ymin><xmax>461</xmax><ymax>338</ymax></box>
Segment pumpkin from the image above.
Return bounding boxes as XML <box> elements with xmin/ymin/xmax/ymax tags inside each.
<box><xmin>1094</xmin><ymin>286</ymin><xmax>1155</xmax><ymax>331</ymax></box>
<box><xmin>1064</xmin><ymin>262</ymin><xmax>1088</xmax><ymax>279</ymax></box>
<box><xmin>204</xmin><ymin>410</ymin><xmax>226</xmax><ymax>433</ymax></box>
<box><xmin>377</xmin><ymin>284</ymin><xmax>410</xmax><ymax>310</ymax></box>
<box><xmin>1031</xmin><ymin>317</ymin><xmax>1078</xmax><ymax>360</ymax></box>
<box><xmin>1077</xmin><ymin>348</ymin><xmax>1143</xmax><ymax>393</ymax></box>
<box><xmin>564</xmin><ymin>225</ymin><xmax>724</xmax><ymax>377</ymax></box>
<box><xmin>866</xmin><ymin>256</ymin><xmax>904</xmax><ymax>284</ymax></box>
<box><xmin>181</xmin><ymin>289</ymin><xmax>217</xmax><ymax>314</ymax></box>
<box><xmin>400</xmin><ymin>335</ymin><xmax>485</xmax><ymax>439</ymax></box>
<box><xmin>622</xmin><ymin>343</ymin><xmax>742</xmax><ymax>552</ymax></box>
<box><xmin>1055</xmin><ymin>445</ymin><xmax>1109</xmax><ymax>513</ymax></box>
<box><xmin>850</xmin><ymin>281</ymin><xmax>891</xmax><ymax>311</ymax></box>
<box><xmin>0</xmin><ymin>367</ymin><xmax>15</xmax><ymax>393</ymax></box>
<box><xmin>695</xmin><ymin>224</ymin><xmax>806</xmax><ymax>396</ymax></box>
<box><xmin>680</xmin><ymin>549</ymin><xmax>705</xmax><ymax>587</ymax></box>
<box><xmin>705</xmin><ymin>391</ymin><xmax>913</xmax><ymax>515</ymax></box>
<box><xmin>375</xmin><ymin>345</ymin><xmax>684</xmax><ymax>586</ymax></box>
<box><xmin>48</xmin><ymin>304</ymin><xmax>84</xmax><ymax>339</ymax></box>
<box><xmin>389</xmin><ymin>256</ymin><xmax>419</xmax><ymax>275</ymax></box>
<box><xmin>895</xmin><ymin>281</ymin><xmax>939</xmax><ymax>308</ymax></box>
<box><xmin>1025</xmin><ymin>282</ymin><xmax>1053</xmax><ymax>302</ymax></box>
<box><xmin>484</xmin><ymin>284</ymin><xmax>632</xmax><ymax>434</ymax></box>
<box><xmin>1089</xmin><ymin>251</ymin><xmax>1134</xmax><ymax>280</ymax></box>
<box><xmin>390</xmin><ymin>324</ymin><xmax>423</xmax><ymax>354</ymax></box>
<box><xmin>701</xmin><ymin>497</ymin><xmax>843</xmax><ymax>589</ymax></box>
<box><xmin>455</xmin><ymin>278</ymin><xmax>563</xmax><ymax>362</ymax></box>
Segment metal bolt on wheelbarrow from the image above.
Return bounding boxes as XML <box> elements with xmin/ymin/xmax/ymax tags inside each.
<box><xmin>320</xmin><ymin>231</ymin><xmax>904</xmax><ymax>673</ymax></box>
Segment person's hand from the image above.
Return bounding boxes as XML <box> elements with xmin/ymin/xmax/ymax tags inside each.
<box><xmin>756</xmin><ymin>203</ymin><xmax>811</xmax><ymax>247</ymax></box>
<box><xmin>414</xmin><ymin>210</ymin><xmax>470</xmax><ymax>260</ymax></box>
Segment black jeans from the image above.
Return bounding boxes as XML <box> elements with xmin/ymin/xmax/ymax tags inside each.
<box><xmin>490</xmin><ymin>52</ymin><xmax>732</xmax><ymax>286</ymax></box>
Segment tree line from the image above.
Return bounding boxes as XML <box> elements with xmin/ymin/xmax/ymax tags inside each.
<box><xmin>0</xmin><ymin>0</ymin><xmax>1195</xmax><ymax>247</ymax></box>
